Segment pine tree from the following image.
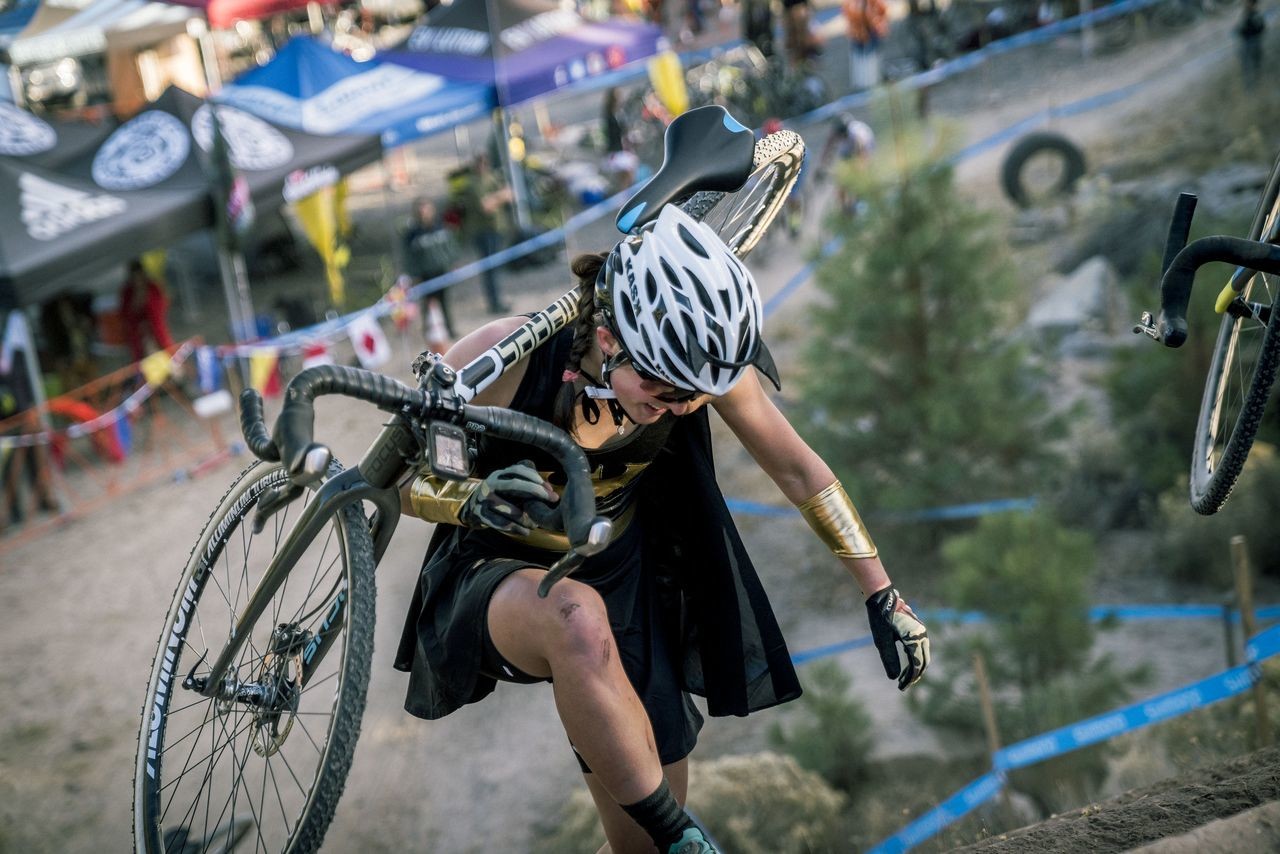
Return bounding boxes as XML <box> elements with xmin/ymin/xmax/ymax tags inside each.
<box><xmin>798</xmin><ymin>131</ymin><xmax>1059</xmax><ymax>517</ymax></box>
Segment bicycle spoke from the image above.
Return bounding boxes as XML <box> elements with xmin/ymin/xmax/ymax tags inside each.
<box><xmin>265</xmin><ymin>755</ymin><xmax>297</xmax><ymax>843</ymax></box>
<box><xmin>141</xmin><ymin>463</ymin><xmax>371</xmax><ymax>853</ymax></box>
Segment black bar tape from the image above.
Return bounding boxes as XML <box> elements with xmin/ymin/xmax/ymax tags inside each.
<box><xmin>465</xmin><ymin>405</ymin><xmax>597</xmax><ymax>546</ymax></box>
<box><xmin>239</xmin><ymin>389</ymin><xmax>280</xmax><ymax>462</ymax></box>
<box><xmin>1159</xmin><ymin>235</ymin><xmax>1280</xmax><ymax>348</ymax></box>
<box><xmin>273</xmin><ymin>366</ymin><xmax>418</xmax><ymax>477</ymax></box>
<box><xmin>1161</xmin><ymin>193</ymin><xmax>1197</xmax><ymax>278</ymax></box>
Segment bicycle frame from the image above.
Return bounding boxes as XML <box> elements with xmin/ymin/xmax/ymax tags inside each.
<box><xmin>188</xmin><ymin>415</ymin><xmax>416</xmax><ymax>700</ymax></box>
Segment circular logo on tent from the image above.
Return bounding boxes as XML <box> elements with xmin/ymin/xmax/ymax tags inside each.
<box><xmin>0</xmin><ymin>103</ymin><xmax>57</xmax><ymax>156</ymax></box>
<box><xmin>193</xmin><ymin>105</ymin><xmax>293</xmax><ymax>171</ymax></box>
<box><xmin>92</xmin><ymin>111</ymin><xmax>190</xmax><ymax>190</ymax></box>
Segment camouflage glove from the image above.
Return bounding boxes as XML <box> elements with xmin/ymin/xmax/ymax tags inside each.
<box><xmin>458</xmin><ymin>460</ymin><xmax>561</xmax><ymax>536</ymax></box>
<box><xmin>866</xmin><ymin>587</ymin><xmax>930</xmax><ymax>691</ymax></box>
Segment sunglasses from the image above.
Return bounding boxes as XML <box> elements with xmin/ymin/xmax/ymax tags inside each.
<box><xmin>627</xmin><ymin>361</ymin><xmax>702</xmax><ymax>404</ymax></box>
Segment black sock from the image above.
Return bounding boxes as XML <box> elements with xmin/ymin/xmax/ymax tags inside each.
<box><xmin>620</xmin><ymin>778</ymin><xmax>695</xmax><ymax>849</ymax></box>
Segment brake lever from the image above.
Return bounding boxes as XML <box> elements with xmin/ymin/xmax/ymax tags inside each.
<box><xmin>1133</xmin><ymin>310</ymin><xmax>1160</xmax><ymax>341</ymax></box>
<box><xmin>536</xmin><ymin>517</ymin><xmax>615</xmax><ymax>598</ymax></box>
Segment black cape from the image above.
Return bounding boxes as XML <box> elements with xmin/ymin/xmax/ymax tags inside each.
<box><xmin>394</xmin><ymin>330</ymin><xmax>801</xmax><ymax>719</ymax></box>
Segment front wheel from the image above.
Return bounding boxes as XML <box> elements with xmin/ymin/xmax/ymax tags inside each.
<box><xmin>680</xmin><ymin>129</ymin><xmax>807</xmax><ymax>259</ymax></box>
<box><xmin>134</xmin><ymin>460</ymin><xmax>376</xmax><ymax>853</ymax></box>
<box><xmin>1189</xmin><ymin>153</ymin><xmax>1280</xmax><ymax>514</ymax></box>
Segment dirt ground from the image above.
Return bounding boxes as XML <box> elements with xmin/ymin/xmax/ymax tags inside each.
<box><xmin>957</xmin><ymin>746</ymin><xmax>1280</xmax><ymax>853</ymax></box>
<box><xmin>3</xmin><ymin>10</ymin><xmax>1279</xmax><ymax>854</ymax></box>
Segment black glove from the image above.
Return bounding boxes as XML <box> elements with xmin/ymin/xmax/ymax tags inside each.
<box><xmin>866</xmin><ymin>586</ymin><xmax>930</xmax><ymax>691</ymax></box>
<box><xmin>459</xmin><ymin>461</ymin><xmax>561</xmax><ymax>536</ymax></box>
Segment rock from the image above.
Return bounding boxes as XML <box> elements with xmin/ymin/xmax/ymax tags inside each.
<box><xmin>1027</xmin><ymin>256</ymin><xmax>1118</xmax><ymax>336</ymax></box>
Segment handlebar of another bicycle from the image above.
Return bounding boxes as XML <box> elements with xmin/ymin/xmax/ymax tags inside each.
<box><xmin>1154</xmin><ymin>235</ymin><xmax>1280</xmax><ymax>347</ymax></box>
<box><xmin>237</xmin><ymin>365</ymin><xmax>603</xmax><ymax>558</ymax></box>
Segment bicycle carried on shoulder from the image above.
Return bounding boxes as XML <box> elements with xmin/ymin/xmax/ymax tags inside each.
<box><xmin>132</xmin><ymin>106</ymin><xmax>805</xmax><ymax>854</ymax></box>
<box><xmin>1134</xmin><ymin>151</ymin><xmax>1280</xmax><ymax>515</ymax></box>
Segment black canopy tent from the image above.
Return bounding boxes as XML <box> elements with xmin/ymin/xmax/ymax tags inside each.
<box><xmin>0</xmin><ymin>156</ymin><xmax>210</xmax><ymax>307</ymax></box>
<box><xmin>0</xmin><ymin>86</ymin><xmax>382</xmax><ymax>312</ymax></box>
<box><xmin>0</xmin><ymin>100</ymin><xmax>116</xmax><ymax>169</ymax></box>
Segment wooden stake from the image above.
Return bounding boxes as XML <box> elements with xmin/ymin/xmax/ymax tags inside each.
<box><xmin>1231</xmin><ymin>535</ymin><xmax>1273</xmax><ymax>748</ymax></box>
<box><xmin>974</xmin><ymin>652</ymin><xmax>1001</xmax><ymax>758</ymax></box>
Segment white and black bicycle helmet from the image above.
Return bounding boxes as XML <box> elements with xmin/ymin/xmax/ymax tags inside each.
<box><xmin>595</xmin><ymin>205</ymin><xmax>780</xmax><ymax>396</ymax></box>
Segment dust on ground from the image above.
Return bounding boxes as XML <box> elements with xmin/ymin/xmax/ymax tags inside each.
<box><xmin>2</xmin><ymin>11</ymin><xmax>1279</xmax><ymax>854</ymax></box>
<box><xmin>957</xmin><ymin>746</ymin><xmax>1280</xmax><ymax>853</ymax></box>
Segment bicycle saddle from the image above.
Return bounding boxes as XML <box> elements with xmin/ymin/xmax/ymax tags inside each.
<box><xmin>615</xmin><ymin>105</ymin><xmax>757</xmax><ymax>234</ymax></box>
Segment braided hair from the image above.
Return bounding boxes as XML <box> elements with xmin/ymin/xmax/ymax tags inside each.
<box><xmin>553</xmin><ymin>252</ymin><xmax>609</xmax><ymax>434</ymax></box>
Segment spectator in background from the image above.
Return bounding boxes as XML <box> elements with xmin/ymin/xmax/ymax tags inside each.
<box><xmin>1238</xmin><ymin>0</ymin><xmax>1265</xmax><ymax>92</ymax></box>
<box><xmin>119</xmin><ymin>259</ymin><xmax>174</xmax><ymax>362</ymax></box>
<box><xmin>455</xmin><ymin>154</ymin><xmax>513</xmax><ymax>315</ymax></box>
<box><xmin>742</xmin><ymin>0</ymin><xmax>776</xmax><ymax>56</ymax></box>
<box><xmin>782</xmin><ymin>0</ymin><xmax>820</xmax><ymax>68</ymax></box>
<box><xmin>39</xmin><ymin>292</ymin><xmax>96</xmax><ymax>389</ymax></box>
<box><xmin>845</xmin><ymin>0</ymin><xmax>888</xmax><ymax>91</ymax></box>
<box><xmin>601</xmin><ymin>88</ymin><xmax>639</xmax><ymax>190</ymax></box>
<box><xmin>402</xmin><ymin>197</ymin><xmax>462</xmax><ymax>347</ymax></box>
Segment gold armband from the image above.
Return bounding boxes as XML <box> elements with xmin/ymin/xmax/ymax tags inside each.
<box><xmin>797</xmin><ymin>480</ymin><xmax>878</xmax><ymax>559</ymax></box>
<box><xmin>408</xmin><ymin>473</ymin><xmax>480</xmax><ymax>526</ymax></box>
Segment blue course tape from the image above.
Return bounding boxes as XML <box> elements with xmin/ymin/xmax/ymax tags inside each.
<box><xmin>788</xmin><ymin>607</ymin><xmax>1280</xmax><ymax>666</ymax></box>
<box><xmin>994</xmin><ymin>663</ymin><xmax>1257</xmax><ymax>770</ymax></box>
<box><xmin>790</xmin><ymin>635</ymin><xmax>875</xmax><ymax>665</ymax></box>
<box><xmin>870</xmin><ymin>773</ymin><xmax>1006</xmax><ymax>854</ymax></box>
<box><xmin>724</xmin><ymin>495</ymin><xmax>1038</xmax><ymax>522</ymax></box>
<box><xmin>867</xmin><ymin>623</ymin><xmax>1280</xmax><ymax>853</ymax></box>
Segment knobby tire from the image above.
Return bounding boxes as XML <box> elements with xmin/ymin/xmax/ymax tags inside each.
<box><xmin>1189</xmin><ymin>153</ymin><xmax>1280</xmax><ymax>513</ymax></box>
<box><xmin>133</xmin><ymin>460</ymin><xmax>375</xmax><ymax>853</ymax></box>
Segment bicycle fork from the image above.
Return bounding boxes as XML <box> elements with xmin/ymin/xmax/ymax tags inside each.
<box><xmin>184</xmin><ymin>434</ymin><xmax>406</xmax><ymax>704</ymax></box>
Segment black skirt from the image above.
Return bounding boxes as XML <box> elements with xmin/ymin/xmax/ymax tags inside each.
<box><xmin>394</xmin><ymin>516</ymin><xmax>704</xmax><ymax>766</ymax></box>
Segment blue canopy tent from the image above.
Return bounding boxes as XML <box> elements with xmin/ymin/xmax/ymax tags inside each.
<box><xmin>383</xmin><ymin>0</ymin><xmax>664</xmax><ymax>107</ymax></box>
<box><xmin>0</xmin><ymin>0</ymin><xmax>40</xmax><ymax>101</ymax></box>
<box><xmin>383</xmin><ymin>0</ymin><xmax>664</xmax><ymax>229</ymax></box>
<box><xmin>215</xmin><ymin>36</ymin><xmax>495</xmax><ymax>147</ymax></box>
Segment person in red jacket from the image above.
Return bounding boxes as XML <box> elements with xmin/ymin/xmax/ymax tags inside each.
<box><xmin>845</xmin><ymin>0</ymin><xmax>889</xmax><ymax>90</ymax></box>
<box><xmin>119</xmin><ymin>259</ymin><xmax>174</xmax><ymax>362</ymax></box>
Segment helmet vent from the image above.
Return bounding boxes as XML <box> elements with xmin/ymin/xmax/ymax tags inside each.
<box><xmin>620</xmin><ymin>292</ymin><xmax>638</xmax><ymax>330</ymax></box>
<box><xmin>689</xmin><ymin>269</ymin><xmax>716</xmax><ymax>314</ymax></box>
<box><xmin>645</xmin><ymin>270</ymin><xmax>659</xmax><ymax>303</ymax></box>
<box><xmin>660</xmin><ymin>257</ymin><xmax>681</xmax><ymax>287</ymax></box>
<box><xmin>677</xmin><ymin>223</ymin><xmax>710</xmax><ymax>258</ymax></box>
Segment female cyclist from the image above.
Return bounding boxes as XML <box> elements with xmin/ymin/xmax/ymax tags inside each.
<box><xmin>394</xmin><ymin>205</ymin><xmax>930</xmax><ymax>853</ymax></box>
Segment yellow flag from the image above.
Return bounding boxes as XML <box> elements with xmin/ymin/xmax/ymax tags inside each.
<box><xmin>334</xmin><ymin>177</ymin><xmax>351</xmax><ymax>238</ymax></box>
<box><xmin>140</xmin><ymin>350</ymin><xmax>172</xmax><ymax>387</ymax></box>
<box><xmin>293</xmin><ymin>187</ymin><xmax>347</xmax><ymax>308</ymax></box>
<box><xmin>249</xmin><ymin>348</ymin><xmax>281</xmax><ymax>397</ymax></box>
<box><xmin>140</xmin><ymin>249</ymin><xmax>167</xmax><ymax>283</ymax></box>
<box><xmin>648</xmin><ymin>51</ymin><xmax>688</xmax><ymax>118</ymax></box>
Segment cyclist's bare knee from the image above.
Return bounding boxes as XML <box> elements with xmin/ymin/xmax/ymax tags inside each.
<box><xmin>488</xmin><ymin>570</ymin><xmax>613</xmax><ymax>677</ymax></box>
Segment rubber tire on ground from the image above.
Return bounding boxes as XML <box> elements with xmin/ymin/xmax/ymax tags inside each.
<box><xmin>1189</xmin><ymin>152</ymin><xmax>1280</xmax><ymax>515</ymax></box>
<box><xmin>133</xmin><ymin>459</ymin><xmax>376</xmax><ymax>854</ymax></box>
<box><xmin>1000</xmin><ymin>131</ymin><xmax>1087</xmax><ymax>209</ymax></box>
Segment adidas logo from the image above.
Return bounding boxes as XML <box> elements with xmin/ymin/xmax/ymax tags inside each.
<box><xmin>19</xmin><ymin>172</ymin><xmax>127</xmax><ymax>241</ymax></box>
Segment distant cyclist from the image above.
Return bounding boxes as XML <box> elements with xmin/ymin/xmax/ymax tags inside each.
<box><xmin>818</xmin><ymin>112</ymin><xmax>876</xmax><ymax>216</ymax></box>
<box><xmin>396</xmin><ymin>204</ymin><xmax>929</xmax><ymax>852</ymax></box>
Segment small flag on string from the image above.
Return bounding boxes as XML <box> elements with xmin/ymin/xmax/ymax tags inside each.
<box><xmin>196</xmin><ymin>346</ymin><xmax>223</xmax><ymax>394</ymax></box>
<box><xmin>348</xmin><ymin>313</ymin><xmax>391</xmax><ymax>370</ymax></box>
<box><xmin>301</xmin><ymin>340</ymin><xmax>335</xmax><ymax>370</ymax></box>
<box><xmin>424</xmin><ymin>297</ymin><xmax>450</xmax><ymax>353</ymax></box>
<box><xmin>249</xmin><ymin>347</ymin><xmax>282</xmax><ymax>398</ymax></box>
<box><xmin>140</xmin><ymin>351</ymin><xmax>173</xmax><ymax>387</ymax></box>
<box><xmin>386</xmin><ymin>277</ymin><xmax>419</xmax><ymax>333</ymax></box>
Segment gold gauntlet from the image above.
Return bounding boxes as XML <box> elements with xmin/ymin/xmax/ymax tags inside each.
<box><xmin>408</xmin><ymin>474</ymin><xmax>481</xmax><ymax>526</ymax></box>
<box><xmin>797</xmin><ymin>480</ymin><xmax>878</xmax><ymax>559</ymax></box>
